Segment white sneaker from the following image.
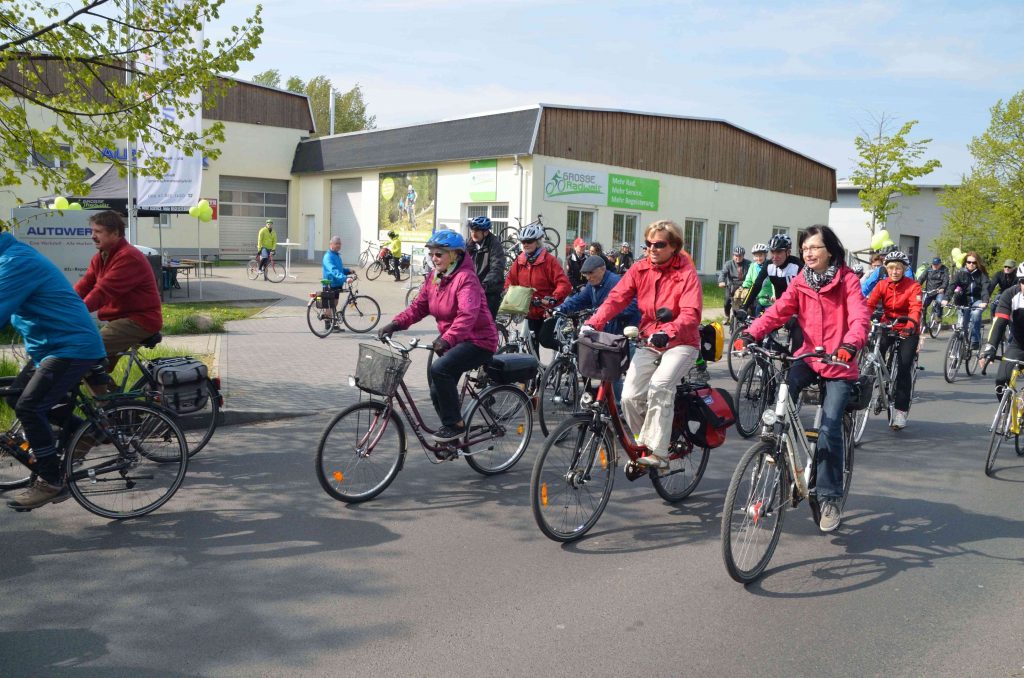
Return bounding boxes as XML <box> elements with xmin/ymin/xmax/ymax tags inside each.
<box><xmin>891</xmin><ymin>409</ymin><xmax>908</xmax><ymax>430</ymax></box>
<box><xmin>636</xmin><ymin>454</ymin><xmax>668</xmax><ymax>469</ymax></box>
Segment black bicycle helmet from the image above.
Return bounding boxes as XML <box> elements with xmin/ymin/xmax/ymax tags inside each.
<box><xmin>768</xmin><ymin>234</ymin><xmax>792</xmax><ymax>251</ymax></box>
<box><xmin>387</xmin><ymin>231</ymin><xmax>397</xmax><ymax>238</ymax></box>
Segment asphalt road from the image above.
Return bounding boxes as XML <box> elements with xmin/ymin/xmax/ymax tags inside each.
<box><xmin>1</xmin><ymin>334</ymin><xmax>1022</xmax><ymax>677</ymax></box>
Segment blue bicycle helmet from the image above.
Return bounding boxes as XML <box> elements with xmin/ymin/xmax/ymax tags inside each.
<box><xmin>468</xmin><ymin>216</ymin><xmax>492</xmax><ymax>231</ymax></box>
<box><xmin>426</xmin><ymin>229</ymin><xmax>466</xmax><ymax>250</ymax></box>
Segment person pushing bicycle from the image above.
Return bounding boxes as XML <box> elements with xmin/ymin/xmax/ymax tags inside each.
<box><xmin>734</xmin><ymin>225</ymin><xmax>869</xmax><ymax>533</ymax></box>
<box><xmin>980</xmin><ymin>261</ymin><xmax>1024</xmax><ymax>400</ymax></box>
<box><xmin>377</xmin><ymin>230</ymin><xmax>498</xmax><ymax>443</ymax></box>
<box><xmin>0</xmin><ymin>231</ymin><xmax>107</xmax><ymax>510</ymax></box>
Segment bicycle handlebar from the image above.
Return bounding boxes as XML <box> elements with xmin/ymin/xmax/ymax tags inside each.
<box><xmin>381</xmin><ymin>335</ymin><xmax>431</xmax><ymax>354</ymax></box>
<box><xmin>745</xmin><ymin>344</ymin><xmax>854</xmax><ymax>369</ymax></box>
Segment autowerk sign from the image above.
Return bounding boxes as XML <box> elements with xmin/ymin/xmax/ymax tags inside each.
<box><xmin>543</xmin><ymin>165</ymin><xmax>659</xmax><ymax>211</ymax></box>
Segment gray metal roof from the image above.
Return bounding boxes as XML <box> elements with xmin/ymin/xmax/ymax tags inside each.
<box><xmin>291</xmin><ymin>107</ymin><xmax>541</xmax><ymax>174</ymax></box>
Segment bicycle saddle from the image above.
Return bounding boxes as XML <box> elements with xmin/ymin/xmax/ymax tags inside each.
<box><xmin>141</xmin><ymin>333</ymin><xmax>163</xmax><ymax>348</ymax></box>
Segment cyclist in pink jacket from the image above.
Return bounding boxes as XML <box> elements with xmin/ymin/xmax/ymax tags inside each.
<box><xmin>734</xmin><ymin>225</ymin><xmax>870</xmax><ymax>533</ymax></box>
<box><xmin>378</xmin><ymin>230</ymin><xmax>498</xmax><ymax>442</ymax></box>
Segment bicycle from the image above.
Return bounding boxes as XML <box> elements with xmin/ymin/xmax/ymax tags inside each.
<box><xmin>366</xmin><ymin>249</ymin><xmax>411</xmax><ymax>282</ymax></box>
<box><xmin>502</xmin><ymin>215</ymin><xmax>559</xmax><ymax>261</ymax></box>
<box><xmin>357</xmin><ymin>240</ymin><xmax>381</xmax><ymax>268</ymax></box>
<box><xmin>0</xmin><ymin>370</ymin><xmax>188</xmax><ymax>519</ymax></box>
<box><xmin>109</xmin><ymin>333</ymin><xmax>222</xmax><ymax>458</ymax></box>
<box><xmin>727</xmin><ymin>310</ymin><xmax>753</xmax><ymax>381</ymax></box>
<box><xmin>315</xmin><ymin>337</ymin><xmax>534</xmax><ymax>503</ymax></box>
<box><xmin>529</xmin><ymin>331</ymin><xmax>720</xmax><ymax>542</ymax></box>
<box><xmin>246</xmin><ymin>250</ymin><xmax>286</xmax><ymax>283</ymax></box>
<box><xmin>983</xmin><ymin>356</ymin><xmax>1024</xmax><ymax>477</ymax></box>
<box><xmin>537</xmin><ymin>311</ymin><xmax>591</xmax><ymax>436</ymax></box>
<box><xmin>306</xmin><ymin>274</ymin><xmax>382</xmax><ymax>337</ymax></box>
<box><xmin>720</xmin><ymin>346</ymin><xmax>858</xmax><ymax>583</ymax></box>
<box><xmin>943</xmin><ymin>305</ymin><xmax>980</xmax><ymax>383</ymax></box>
<box><xmin>732</xmin><ymin>326</ymin><xmax>793</xmax><ymax>438</ymax></box>
<box><xmin>923</xmin><ymin>294</ymin><xmax>953</xmax><ymax>338</ymax></box>
<box><xmin>851</xmin><ymin>318</ymin><xmax>922</xmax><ymax>445</ymax></box>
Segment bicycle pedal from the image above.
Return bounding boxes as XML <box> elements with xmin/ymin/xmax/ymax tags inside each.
<box><xmin>623</xmin><ymin>460</ymin><xmax>646</xmax><ymax>481</ymax></box>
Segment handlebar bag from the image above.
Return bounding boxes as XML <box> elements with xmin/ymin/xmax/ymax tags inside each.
<box><xmin>498</xmin><ymin>286</ymin><xmax>535</xmax><ymax>316</ymax></box>
<box><xmin>577</xmin><ymin>331</ymin><xmax>630</xmax><ymax>381</ymax></box>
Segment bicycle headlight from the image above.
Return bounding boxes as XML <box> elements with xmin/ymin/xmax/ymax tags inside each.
<box><xmin>348</xmin><ymin>376</ymin><xmax>357</xmax><ymax>389</ymax></box>
<box><xmin>580</xmin><ymin>392</ymin><xmax>594</xmax><ymax>406</ymax></box>
<box><xmin>761</xmin><ymin>410</ymin><xmax>778</xmax><ymax>426</ymax></box>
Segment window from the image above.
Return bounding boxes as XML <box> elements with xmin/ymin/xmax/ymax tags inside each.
<box><xmin>612</xmin><ymin>213</ymin><xmax>639</xmax><ymax>251</ymax></box>
<box><xmin>219</xmin><ymin>188</ymin><xmax>288</xmax><ymax>219</ymax></box>
<box><xmin>566</xmin><ymin>208</ymin><xmax>596</xmax><ymax>250</ymax></box>
<box><xmin>717</xmin><ymin>221</ymin><xmax>738</xmax><ymax>271</ymax></box>
<box><xmin>29</xmin><ymin>143</ymin><xmax>72</xmax><ymax>169</ymax></box>
<box><xmin>771</xmin><ymin>226</ymin><xmax>789</xmax><ymax>236</ymax></box>
<box><xmin>683</xmin><ymin>218</ymin><xmax>704</xmax><ymax>268</ymax></box>
<box><xmin>466</xmin><ymin>203</ymin><xmax>509</xmax><ymax>234</ymax></box>
<box><xmin>796</xmin><ymin>228</ymin><xmax>808</xmax><ymax>246</ymax></box>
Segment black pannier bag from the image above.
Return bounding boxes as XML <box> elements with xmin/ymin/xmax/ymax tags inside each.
<box><xmin>577</xmin><ymin>331</ymin><xmax>630</xmax><ymax>381</ymax></box>
<box><xmin>150</xmin><ymin>357</ymin><xmax>209</xmax><ymax>414</ymax></box>
<box><xmin>846</xmin><ymin>373</ymin><xmax>874</xmax><ymax>412</ymax></box>
<box><xmin>484</xmin><ymin>354</ymin><xmax>539</xmax><ymax>385</ymax></box>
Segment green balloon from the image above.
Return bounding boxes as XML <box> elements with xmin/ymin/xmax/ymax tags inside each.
<box><xmin>54</xmin><ymin>196</ymin><xmax>69</xmax><ymax>210</ymax></box>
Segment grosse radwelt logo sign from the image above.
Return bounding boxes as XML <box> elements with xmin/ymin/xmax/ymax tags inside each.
<box><xmin>544</xmin><ymin>166</ymin><xmax>606</xmax><ymax>206</ymax></box>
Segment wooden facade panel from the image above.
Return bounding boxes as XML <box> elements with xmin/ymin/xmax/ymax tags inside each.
<box><xmin>534</xmin><ymin>107</ymin><xmax>836</xmax><ymax>202</ymax></box>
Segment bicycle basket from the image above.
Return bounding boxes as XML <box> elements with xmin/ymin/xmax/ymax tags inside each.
<box><xmin>354</xmin><ymin>343</ymin><xmax>410</xmax><ymax>397</ymax></box>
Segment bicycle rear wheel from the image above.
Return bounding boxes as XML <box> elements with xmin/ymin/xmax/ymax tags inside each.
<box><xmin>727</xmin><ymin>326</ymin><xmax>750</xmax><ymax>381</ymax></box>
<box><xmin>650</xmin><ymin>444</ymin><xmax>709</xmax><ymax>502</ymax></box>
<box><xmin>365</xmin><ymin>261</ymin><xmax>385</xmax><ymax>281</ymax></box>
<box><xmin>943</xmin><ymin>334</ymin><xmax>961</xmax><ymax>383</ymax></box>
<box><xmin>734</xmin><ymin>360</ymin><xmax>769</xmax><ymax>438</ymax></box>
<box><xmin>852</xmin><ymin>361</ymin><xmax>876</xmax><ymax>446</ymax></box>
<box><xmin>130</xmin><ymin>376</ymin><xmax>220</xmax><ymax>458</ymax></box>
<box><xmin>964</xmin><ymin>343</ymin><xmax>977</xmax><ymax>375</ymax></box>
<box><xmin>721</xmin><ymin>441</ymin><xmax>788</xmax><ymax>583</ymax></box>
<box><xmin>246</xmin><ymin>258</ymin><xmax>260</xmax><ymax>280</ymax></box>
<box><xmin>66</xmin><ymin>403</ymin><xmax>187</xmax><ymax>519</ymax></box>
<box><xmin>538</xmin><ymin>357</ymin><xmax>582</xmax><ymax>437</ymax></box>
<box><xmin>530</xmin><ymin>415</ymin><xmax>615</xmax><ymax>542</ymax></box>
<box><xmin>405</xmin><ymin>284</ymin><xmax>421</xmax><ymax>307</ymax></box>
<box><xmin>265</xmin><ymin>260</ymin><xmax>286</xmax><ymax>283</ymax></box>
<box><xmin>463</xmin><ymin>385</ymin><xmax>532</xmax><ymax>475</ymax></box>
<box><xmin>543</xmin><ymin>227</ymin><xmax>561</xmax><ymax>248</ymax></box>
<box><xmin>985</xmin><ymin>393</ymin><xmax>1011</xmax><ymax>477</ymax></box>
<box><xmin>342</xmin><ymin>295</ymin><xmax>381</xmax><ymax>333</ymax></box>
<box><xmin>306</xmin><ymin>298</ymin><xmax>335</xmax><ymax>338</ymax></box>
<box><xmin>316</xmin><ymin>401</ymin><xmax>406</xmax><ymax>503</ymax></box>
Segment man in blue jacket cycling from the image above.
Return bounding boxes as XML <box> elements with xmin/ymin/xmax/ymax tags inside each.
<box><xmin>0</xmin><ymin>232</ymin><xmax>107</xmax><ymax>510</ymax></box>
<box><xmin>321</xmin><ymin>236</ymin><xmax>353</xmax><ymax>330</ymax></box>
<box><xmin>555</xmin><ymin>255</ymin><xmax>640</xmax><ymax>333</ymax></box>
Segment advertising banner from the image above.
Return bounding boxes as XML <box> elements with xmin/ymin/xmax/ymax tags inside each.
<box><xmin>543</xmin><ymin>165</ymin><xmax>660</xmax><ymax>211</ymax></box>
<box><xmin>12</xmin><ymin>208</ymin><xmax>97</xmax><ymax>285</ymax></box>
<box><xmin>378</xmin><ymin>170</ymin><xmax>437</xmax><ymax>242</ymax></box>
<box><xmin>469</xmin><ymin>159</ymin><xmax>497</xmax><ymax>201</ymax></box>
<box><xmin>137</xmin><ymin>2</ymin><xmax>203</xmax><ymax>210</ymax></box>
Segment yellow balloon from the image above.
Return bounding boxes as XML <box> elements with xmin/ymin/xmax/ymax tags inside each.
<box><xmin>198</xmin><ymin>209</ymin><xmax>213</xmax><ymax>223</ymax></box>
<box><xmin>197</xmin><ymin>199</ymin><xmax>210</xmax><ymax>210</ymax></box>
<box><xmin>68</xmin><ymin>202</ymin><xmax>82</xmax><ymax>210</ymax></box>
<box><xmin>954</xmin><ymin>252</ymin><xmax>967</xmax><ymax>268</ymax></box>
<box><xmin>188</xmin><ymin>205</ymin><xmax>200</xmax><ymax>218</ymax></box>
<box><xmin>54</xmin><ymin>196</ymin><xmax>69</xmax><ymax>210</ymax></box>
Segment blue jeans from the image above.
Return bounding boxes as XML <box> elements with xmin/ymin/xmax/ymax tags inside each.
<box><xmin>960</xmin><ymin>301</ymin><xmax>986</xmax><ymax>346</ymax></box>
<box><xmin>786</xmin><ymin>361</ymin><xmax>854</xmax><ymax>500</ymax></box>
<box><xmin>923</xmin><ymin>292</ymin><xmax>943</xmax><ymax>323</ymax></box>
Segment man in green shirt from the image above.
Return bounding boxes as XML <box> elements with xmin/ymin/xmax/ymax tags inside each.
<box><xmin>257</xmin><ymin>219</ymin><xmax>278</xmax><ymax>280</ymax></box>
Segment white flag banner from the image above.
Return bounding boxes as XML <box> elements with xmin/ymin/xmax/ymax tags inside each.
<box><xmin>137</xmin><ymin>6</ymin><xmax>203</xmax><ymax>210</ymax></box>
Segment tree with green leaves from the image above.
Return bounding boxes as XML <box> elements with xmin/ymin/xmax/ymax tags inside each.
<box><xmin>933</xmin><ymin>174</ymin><xmax>997</xmax><ymax>260</ymax></box>
<box><xmin>251</xmin><ymin>68</ymin><xmax>281</xmax><ymax>89</ymax></box>
<box><xmin>849</xmin><ymin>115</ymin><xmax>942</xmax><ymax>235</ymax></box>
<box><xmin>277</xmin><ymin>74</ymin><xmax>375</xmax><ymax>136</ymax></box>
<box><xmin>0</xmin><ymin>0</ymin><xmax>263</xmax><ymax>228</ymax></box>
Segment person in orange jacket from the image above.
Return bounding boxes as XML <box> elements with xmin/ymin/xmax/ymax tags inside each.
<box><xmin>504</xmin><ymin>223</ymin><xmax>571</xmax><ymax>353</ymax></box>
<box><xmin>865</xmin><ymin>250</ymin><xmax>922</xmax><ymax>431</ymax></box>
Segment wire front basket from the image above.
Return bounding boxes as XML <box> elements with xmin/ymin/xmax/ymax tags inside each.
<box><xmin>354</xmin><ymin>343</ymin><xmax>410</xmax><ymax>397</ymax></box>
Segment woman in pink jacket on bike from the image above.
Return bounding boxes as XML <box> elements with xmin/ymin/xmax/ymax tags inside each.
<box><xmin>378</xmin><ymin>230</ymin><xmax>498</xmax><ymax>442</ymax></box>
<box><xmin>734</xmin><ymin>225</ymin><xmax>870</xmax><ymax>533</ymax></box>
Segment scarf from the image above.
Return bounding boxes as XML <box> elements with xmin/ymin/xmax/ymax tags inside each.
<box><xmin>526</xmin><ymin>247</ymin><xmax>543</xmax><ymax>264</ymax></box>
<box><xmin>803</xmin><ymin>261</ymin><xmax>839</xmax><ymax>291</ymax></box>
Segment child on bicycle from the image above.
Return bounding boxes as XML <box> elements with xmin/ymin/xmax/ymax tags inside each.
<box><xmin>0</xmin><ymin>232</ymin><xmax>107</xmax><ymax>510</ymax></box>
<box><xmin>734</xmin><ymin>225</ymin><xmax>869</xmax><ymax>533</ymax></box>
<box><xmin>376</xmin><ymin>230</ymin><xmax>498</xmax><ymax>442</ymax></box>
<box><xmin>865</xmin><ymin>250</ymin><xmax>922</xmax><ymax>431</ymax></box>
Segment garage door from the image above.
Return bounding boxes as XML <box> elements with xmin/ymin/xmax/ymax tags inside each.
<box><xmin>331</xmin><ymin>179</ymin><xmax>362</xmax><ymax>264</ymax></box>
<box><xmin>219</xmin><ymin>176</ymin><xmax>289</xmax><ymax>259</ymax></box>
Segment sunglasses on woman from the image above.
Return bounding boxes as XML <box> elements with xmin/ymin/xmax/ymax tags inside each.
<box><xmin>644</xmin><ymin>240</ymin><xmax>669</xmax><ymax>250</ymax></box>
<box><xmin>520</xmin><ymin>238</ymin><xmax>538</xmax><ymax>245</ymax></box>
<box><xmin>966</xmin><ymin>260</ymin><xmax>978</xmax><ymax>265</ymax></box>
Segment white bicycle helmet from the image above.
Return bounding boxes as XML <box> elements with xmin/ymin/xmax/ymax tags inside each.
<box><xmin>1016</xmin><ymin>261</ymin><xmax>1024</xmax><ymax>279</ymax></box>
<box><xmin>751</xmin><ymin>243</ymin><xmax>769</xmax><ymax>254</ymax></box>
<box><xmin>519</xmin><ymin>224</ymin><xmax>545</xmax><ymax>241</ymax></box>
<box><xmin>883</xmin><ymin>250</ymin><xmax>911</xmax><ymax>268</ymax></box>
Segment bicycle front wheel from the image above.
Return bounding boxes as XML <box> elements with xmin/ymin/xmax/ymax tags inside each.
<box><xmin>530</xmin><ymin>415</ymin><xmax>615</xmax><ymax>542</ymax></box>
<box><xmin>0</xmin><ymin>441</ymin><xmax>32</xmax><ymax>490</ymax></box>
<box><xmin>358</xmin><ymin>251</ymin><xmax>370</xmax><ymax>268</ymax></box>
<box><xmin>246</xmin><ymin>258</ymin><xmax>260</xmax><ymax>280</ymax></box>
<box><xmin>66</xmin><ymin>403</ymin><xmax>188</xmax><ymax>519</ymax></box>
<box><xmin>985</xmin><ymin>393</ymin><xmax>1011</xmax><ymax>477</ymax></box>
<box><xmin>365</xmin><ymin>261</ymin><xmax>385</xmax><ymax>281</ymax></box>
<box><xmin>927</xmin><ymin>305</ymin><xmax>941</xmax><ymax>338</ymax></box>
<box><xmin>543</xmin><ymin>227</ymin><xmax>561</xmax><ymax>248</ymax></box>
<box><xmin>943</xmin><ymin>334</ymin><xmax>961</xmax><ymax>383</ymax></box>
<box><xmin>306</xmin><ymin>298</ymin><xmax>335</xmax><ymax>338</ymax></box>
<box><xmin>538</xmin><ymin>357</ymin><xmax>582</xmax><ymax>437</ymax></box>
<box><xmin>964</xmin><ymin>344</ymin><xmax>977</xmax><ymax>375</ymax></box>
<box><xmin>840</xmin><ymin>413</ymin><xmax>855</xmax><ymax>511</ymax></box>
<box><xmin>650</xmin><ymin>445</ymin><xmax>709</xmax><ymax>502</ymax></box>
<box><xmin>265</xmin><ymin>260</ymin><xmax>286</xmax><ymax>283</ymax></box>
<box><xmin>463</xmin><ymin>385</ymin><xmax>532</xmax><ymax>475</ymax></box>
<box><xmin>734</xmin><ymin>361</ymin><xmax>769</xmax><ymax>438</ymax></box>
<box><xmin>316</xmin><ymin>402</ymin><xmax>406</xmax><ymax>503</ymax></box>
<box><xmin>405</xmin><ymin>284</ymin><xmax>421</xmax><ymax>307</ymax></box>
<box><xmin>721</xmin><ymin>441</ymin><xmax>788</xmax><ymax>584</ymax></box>
<box><xmin>342</xmin><ymin>295</ymin><xmax>381</xmax><ymax>333</ymax></box>
<box><xmin>727</xmin><ymin>327</ymin><xmax>750</xmax><ymax>382</ymax></box>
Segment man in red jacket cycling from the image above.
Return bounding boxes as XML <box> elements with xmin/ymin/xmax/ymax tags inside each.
<box><xmin>75</xmin><ymin>211</ymin><xmax>163</xmax><ymax>374</ymax></box>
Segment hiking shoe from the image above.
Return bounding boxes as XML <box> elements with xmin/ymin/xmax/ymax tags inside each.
<box><xmin>432</xmin><ymin>425</ymin><xmax>466</xmax><ymax>442</ymax></box>
<box><xmin>332</xmin><ymin>325</ymin><xmax>346</xmax><ymax>333</ymax></box>
<box><xmin>7</xmin><ymin>477</ymin><xmax>69</xmax><ymax>511</ymax></box>
<box><xmin>636</xmin><ymin>454</ymin><xmax>669</xmax><ymax>469</ymax></box>
<box><xmin>819</xmin><ymin>500</ymin><xmax>841</xmax><ymax>533</ymax></box>
<box><xmin>891</xmin><ymin>409</ymin><xmax>908</xmax><ymax>430</ymax></box>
